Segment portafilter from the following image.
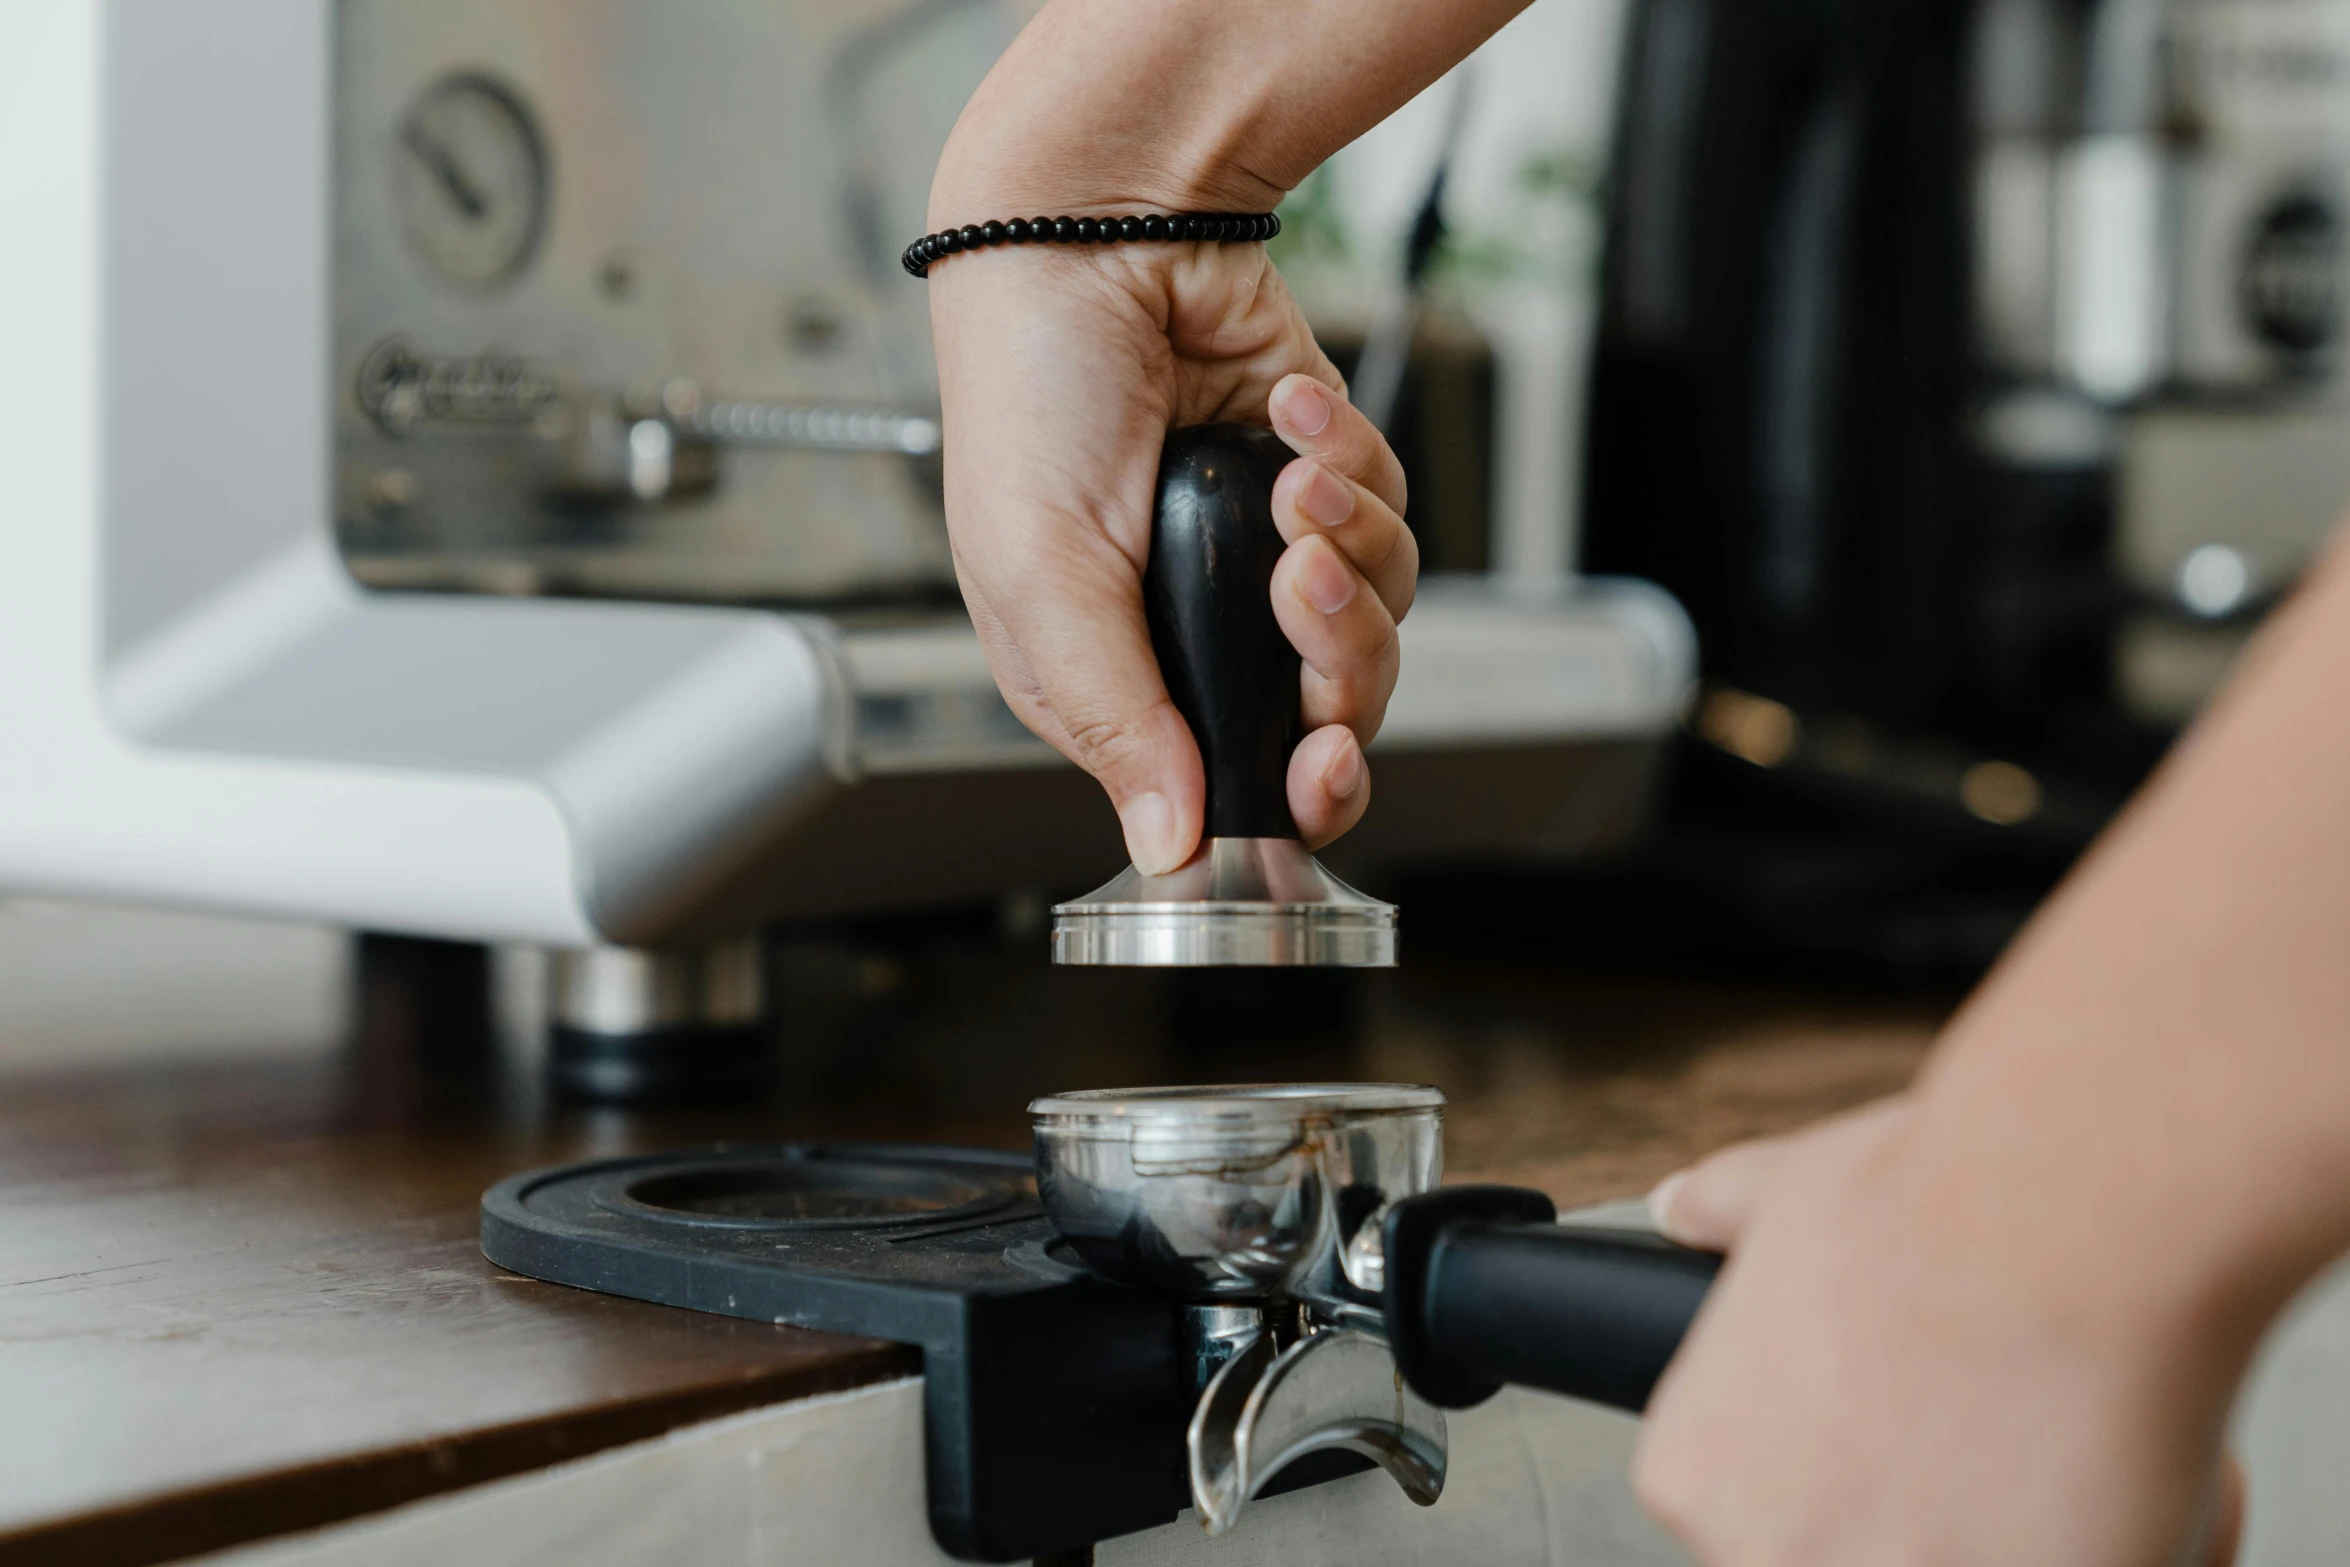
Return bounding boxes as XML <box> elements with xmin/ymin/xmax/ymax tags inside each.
<box><xmin>1031</xmin><ymin>1084</ymin><xmax>1723</xmax><ymax>1536</ymax></box>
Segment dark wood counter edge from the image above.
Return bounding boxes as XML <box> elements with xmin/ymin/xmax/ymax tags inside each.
<box><xmin>0</xmin><ymin>1336</ymin><xmax>919</xmax><ymax>1567</ymax></box>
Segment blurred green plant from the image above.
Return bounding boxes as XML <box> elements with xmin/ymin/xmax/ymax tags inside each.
<box><xmin>1269</xmin><ymin>164</ymin><xmax>1353</xmax><ymax>269</ymax></box>
<box><xmin>1269</xmin><ymin>141</ymin><xmax>1606</xmax><ymax>292</ymax></box>
<box><xmin>1424</xmin><ymin>143</ymin><xmax>1606</xmax><ymax>289</ymax></box>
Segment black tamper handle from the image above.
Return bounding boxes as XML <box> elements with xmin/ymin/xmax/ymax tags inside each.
<box><xmin>1381</xmin><ymin>1185</ymin><xmax>1721</xmax><ymax>1412</ymax></box>
<box><xmin>1148</xmin><ymin>424</ymin><xmax>1301</xmax><ymax>840</ymax></box>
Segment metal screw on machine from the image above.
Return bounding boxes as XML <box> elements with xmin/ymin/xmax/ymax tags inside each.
<box><xmin>1030</xmin><ymin>1083</ymin><xmax>1725</xmax><ymax>1538</ymax></box>
<box><xmin>1052</xmin><ymin>426</ymin><xmax>1398</xmax><ymax>967</ymax></box>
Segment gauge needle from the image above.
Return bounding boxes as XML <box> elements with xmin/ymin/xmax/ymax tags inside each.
<box><xmin>401</xmin><ymin>122</ymin><xmax>490</xmax><ymax>220</ymax></box>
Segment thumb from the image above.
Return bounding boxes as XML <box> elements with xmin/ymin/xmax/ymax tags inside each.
<box><xmin>1649</xmin><ymin>1097</ymin><xmax>1916</xmax><ymax>1251</ymax></box>
<box><xmin>1648</xmin><ymin>1136</ymin><xmax>1793</xmax><ymax>1251</ymax></box>
<box><xmin>1000</xmin><ymin>546</ymin><xmax>1206</xmax><ymax>874</ymax></box>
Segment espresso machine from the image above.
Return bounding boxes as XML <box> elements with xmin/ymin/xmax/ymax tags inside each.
<box><xmin>0</xmin><ymin>0</ymin><xmax>1693</xmax><ymax>1090</ymax></box>
<box><xmin>1564</xmin><ymin>0</ymin><xmax>2350</xmax><ymax>974</ymax></box>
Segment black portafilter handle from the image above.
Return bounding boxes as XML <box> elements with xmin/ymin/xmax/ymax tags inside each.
<box><xmin>1381</xmin><ymin>1186</ymin><xmax>1722</xmax><ymax>1412</ymax></box>
<box><xmin>1148</xmin><ymin>424</ymin><xmax>1301</xmax><ymax>841</ymax></box>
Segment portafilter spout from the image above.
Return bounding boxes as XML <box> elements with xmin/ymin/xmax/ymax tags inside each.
<box><xmin>1031</xmin><ymin>1084</ymin><xmax>1445</xmax><ymax>1534</ymax></box>
<box><xmin>1051</xmin><ymin>426</ymin><xmax>1397</xmax><ymax>967</ymax></box>
<box><xmin>1031</xmin><ymin>1081</ymin><xmax>1728</xmax><ymax>1539</ymax></box>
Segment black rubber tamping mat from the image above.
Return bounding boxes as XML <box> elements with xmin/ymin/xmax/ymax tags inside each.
<box><xmin>481</xmin><ymin>1143</ymin><xmax>1197</xmax><ymax>1562</ymax></box>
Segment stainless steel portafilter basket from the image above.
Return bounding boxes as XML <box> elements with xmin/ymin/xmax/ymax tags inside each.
<box><xmin>1030</xmin><ymin>1083</ymin><xmax>1446</xmax><ymax>1535</ymax></box>
<box><xmin>1028</xmin><ymin>1080</ymin><xmax>1724</xmax><ymax>1538</ymax></box>
<box><xmin>1052</xmin><ymin>425</ymin><xmax>1397</xmax><ymax>969</ymax></box>
<box><xmin>1029</xmin><ymin>1082</ymin><xmax>1443</xmax><ymax>1302</ymax></box>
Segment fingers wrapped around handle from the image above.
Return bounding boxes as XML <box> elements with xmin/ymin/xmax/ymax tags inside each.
<box><xmin>1148</xmin><ymin>424</ymin><xmax>1304</xmax><ymax>840</ymax></box>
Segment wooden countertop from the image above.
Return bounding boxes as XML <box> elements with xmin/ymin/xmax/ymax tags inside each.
<box><xmin>0</xmin><ymin>945</ymin><xmax>1946</xmax><ymax>1567</ymax></box>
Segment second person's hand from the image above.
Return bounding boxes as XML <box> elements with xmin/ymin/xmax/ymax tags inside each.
<box><xmin>929</xmin><ymin>235</ymin><xmax>1418</xmax><ymax>874</ymax></box>
<box><xmin>1637</xmin><ymin>1102</ymin><xmax>2247</xmax><ymax>1567</ymax></box>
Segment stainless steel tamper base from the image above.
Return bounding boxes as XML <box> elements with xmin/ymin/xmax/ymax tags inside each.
<box><xmin>1050</xmin><ymin>837</ymin><xmax>1397</xmax><ymax>967</ymax></box>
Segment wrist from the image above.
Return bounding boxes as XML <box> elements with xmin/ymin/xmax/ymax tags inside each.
<box><xmin>1896</xmin><ymin>1049</ymin><xmax>2322</xmax><ymax>1394</ymax></box>
<box><xmin>1833</xmin><ymin>1108</ymin><xmax>2259</xmax><ymax>1472</ymax></box>
<box><xmin>926</xmin><ymin>0</ymin><xmax>1304</xmax><ymax>232</ymax></box>
<box><xmin>930</xmin><ymin>97</ymin><xmax>1281</xmax><ymax>234</ymax></box>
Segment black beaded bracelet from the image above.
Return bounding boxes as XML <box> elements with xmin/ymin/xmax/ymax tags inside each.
<box><xmin>902</xmin><ymin>211</ymin><xmax>1281</xmax><ymax>278</ymax></box>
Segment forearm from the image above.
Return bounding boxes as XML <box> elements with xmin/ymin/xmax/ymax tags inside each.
<box><xmin>932</xmin><ymin>0</ymin><xmax>1528</xmax><ymax>222</ymax></box>
<box><xmin>1911</xmin><ymin>533</ymin><xmax>2350</xmax><ymax>1365</ymax></box>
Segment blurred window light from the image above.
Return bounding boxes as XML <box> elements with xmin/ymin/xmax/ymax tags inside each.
<box><xmin>2177</xmin><ymin>542</ymin><xmax>2253</xmax><ymax>618</ymax></box>
<box><xmin>2057</xmin><ymin>136</ymin><xmax>2167</xmax><ymax>401</ymax></box>
<box><xmin>1960</xmin><ymin>760</ymin><xmax>2043</xmax><ymax>826</ymax></box>
<box><xmin>1975</xmin><ymin>387</ymin><xmax>2117</xmax><ymax>467</ymax></box>
<box><xmin>1693</xmin><ymin>686</ymin><xmax>1800</xmax><ymax>768</ymax></box>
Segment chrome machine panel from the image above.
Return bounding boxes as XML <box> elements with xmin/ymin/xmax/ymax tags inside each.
<box><xmin>333</xmin><ymin>0</ymin><xmax>1032</xmax><ymax>603</ymax></box>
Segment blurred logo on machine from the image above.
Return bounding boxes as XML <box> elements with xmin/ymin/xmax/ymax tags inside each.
<box><xmin>2241</xmin><ymin>187</ymin><xmax>2344</xmax><ymax>359</ymax></box>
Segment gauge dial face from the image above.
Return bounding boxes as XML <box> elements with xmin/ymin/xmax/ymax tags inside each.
<box><xmin>391</xmin><ymin>73</ymin><xmax>550</xmax><ymax>289</ymax></box>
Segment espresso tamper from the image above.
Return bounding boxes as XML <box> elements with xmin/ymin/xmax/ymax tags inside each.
<box><xmin>1052</xmin><ymin>425</ymin><xmax>1398</xmax><ymax>967</ymax></box>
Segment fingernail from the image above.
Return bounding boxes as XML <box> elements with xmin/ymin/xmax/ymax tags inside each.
<box><xmin>1296</xmin><ymin>461</ymin><xmax>1355</xmax><ymax>528</ymax></box>
<box><xmin>1321</xmin><ymin>735</ymin><xmax>1364</xmax><ymax>800</ymax></box>
<box><xmin>1646</xmin><ymin>1170</ymin><xmax>1690</xmax><ymax>1237</ymax></box>
<box><xmin>1300</xmin><ymin>545</ymin><xmax>1356</xmax><ymax>614</ymax></box>
<box><xmin>1119</xmin><ymin>790</ymin><xmax>1180</xmax><ymax>875</ymax></box>
<box><xmin>1272</xmin><ymin>376</ymin><xmax>1333</xmax><ymax>438</ymax></box>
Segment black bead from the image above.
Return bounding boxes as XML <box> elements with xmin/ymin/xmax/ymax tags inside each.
<box><xmin>900</xmin><ymin>209</ymin><xmax>1289</xmax><ymax>278</ymax></box>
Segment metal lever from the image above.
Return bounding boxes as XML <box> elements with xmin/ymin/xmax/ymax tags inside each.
<box><xmin>566</xmin><ymin>383</ymin><xmax>939</xmax><ymax>504</ymax></box>
<box><xmin>1187</xmin><ymin>1326</ymin><xmax>1447</xmax><ymax>1536</ymax></box>
<box><xmin>678</xmin><ymin>393</ymin><xmax>940</xmax><ymax>455</ymax></box>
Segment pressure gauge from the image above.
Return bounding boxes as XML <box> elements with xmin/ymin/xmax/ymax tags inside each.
<box><xmin>391</xmin><ymin>72</ymin><xmax>550</xmax><ymax>289</ymax></box>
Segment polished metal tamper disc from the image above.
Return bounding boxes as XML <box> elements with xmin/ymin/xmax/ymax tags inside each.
<box><xmin>1052</xmin><ymin>838</ymin><xmax>1395</xmax><ymax>965</ymax></box>
<box><xmin>1054</xmin><ymin>425</ymin><xmax>1398</xmax><ymax>969</ymax></box>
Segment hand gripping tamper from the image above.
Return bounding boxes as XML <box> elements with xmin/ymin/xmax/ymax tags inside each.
<box><xmin>1052</xmin><ymin>425</ymin><xmax>1398</xmax><ymax>967</ymax></box>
